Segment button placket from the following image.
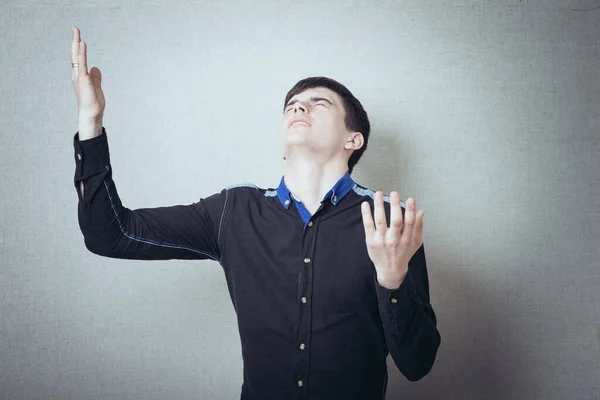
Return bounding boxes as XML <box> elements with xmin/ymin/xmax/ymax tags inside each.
<box><xmin>297</xmin><ymin>215</ymin><xmax>318</xmax><ymax>394</ymax></box>
<box><xmin>300</xmin><ymin>255</ymin><xmax>311</xmax><ymax>361</ymax></box>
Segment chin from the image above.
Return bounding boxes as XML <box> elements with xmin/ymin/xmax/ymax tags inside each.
<box><xmin>285</xmin><ymin>136</ymin><xmax>308</xmax><ymax>146</ymax></box>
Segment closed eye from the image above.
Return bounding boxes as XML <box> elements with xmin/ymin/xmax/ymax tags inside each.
<box><xmin>283</xmin><ymin>100</ymin><xmax>329</xmax><ymax>113</ymax></box>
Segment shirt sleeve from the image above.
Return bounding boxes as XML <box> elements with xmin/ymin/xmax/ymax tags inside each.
<box><xmin>73</xmin><ymin>127</ymin><xmax>226</xmax><ymax>261</ymax></box>
<box><xmin>374</xmin><ymin>243</ymin><xmax>441</xmax><ymax>381</ymax></box>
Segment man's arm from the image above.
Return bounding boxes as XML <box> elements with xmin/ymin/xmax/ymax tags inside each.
<box><xmin>74</xmin><ymin>127</ymin><xmax>226</xmax><ymax>261</ymax></box>
<box><xmin>375</xmin><ymin>244</ymin><xmax>441</xmax><ymax>381</ymax></box>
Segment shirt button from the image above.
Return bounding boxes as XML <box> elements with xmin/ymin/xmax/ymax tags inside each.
<box><xmin>297</xmin><ymin>380</ymin><xmax>303</xmax><ymax>387</ymax></box>
<box><xmin>301</xmin><ymin>297</ymin><xmax>307</xmax><ymax>304</ymax></box>
<box><xmin>332</xmin><ymin>195</ymin><xmax>337</xmax><ymax>202</ymax></box>
<box><xmin>300</xmin><ymin>343</ymin><xmax>306</xmax><ymax>350</ymax></box>
<box><xmin>391</xmin><ymin>298</ymin><xmax>398</xmax><ymax>303</ymax></box>
<box><xmin>284</xmin><ymin>199</ymin><xmax>290</xmax><ymax>206</ymax></box>
<box><xmin>77</xmin><ymin>153</ymin><xmax>82</xmax><ymax>160</ymax></box>
<box><xmin>303</xmin><ymin>257</ymin><xmax>311</xmax><ymax>264</ymax></box>
<box><xmin>307</xmin><ymin>221</ymin><xmax>313</xmax><ymax>227</ymax></box>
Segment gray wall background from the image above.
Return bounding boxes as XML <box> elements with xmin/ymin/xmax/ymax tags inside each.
<box><xmin>1</xmin><ymin>0</ymin><xmax>599</xmax><ymax>399</ymax></box>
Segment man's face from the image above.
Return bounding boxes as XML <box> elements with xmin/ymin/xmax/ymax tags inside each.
<box><xmin>279</xmin><ymin>87</ymin><xmax>355</xmax><ymax>161</ymax></box>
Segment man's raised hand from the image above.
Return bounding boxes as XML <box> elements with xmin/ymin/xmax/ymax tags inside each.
<box><xmin>71</xmin><ymin>26</ymin><xmax>105</xmax><ymax>140</ymax></box>
<box><xmin>361</xmin><ymin>191</ymin><xmax>425</xmax><ymax>289</ymax></box>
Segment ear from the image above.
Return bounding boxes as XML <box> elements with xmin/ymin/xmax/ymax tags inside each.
<box><xmin>344</xmin><ymin>132</ymin><xmax>364</xmax><ymax>151</ymax></box>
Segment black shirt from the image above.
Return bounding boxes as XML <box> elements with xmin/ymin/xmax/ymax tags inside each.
<box><xmin>73</xmin><ymin>128</ymin><xmax>441</xmax><ymax>400</ymax></box>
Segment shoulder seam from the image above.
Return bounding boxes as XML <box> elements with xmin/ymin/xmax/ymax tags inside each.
<box><xmin>225</xmin><ymin>182</ymin><xmax>260</xmax><ymax>190</ymax></box>
<box><xmin>352</xmin><ymin>183</ymin><xmax>407</xmax><ymax>207</ymax></box>
<box><xmin>217</xmin><ymin>188</ymin><xmax>229</xmax><ymax>251</ymax></box>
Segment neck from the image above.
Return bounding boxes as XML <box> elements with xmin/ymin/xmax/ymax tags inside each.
<box><xmin>283</xmin><ymin>153</ymin><xmax>348</xmax><ymax>210</ymax></box>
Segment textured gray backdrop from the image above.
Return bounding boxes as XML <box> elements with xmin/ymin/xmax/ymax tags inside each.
<box><xmin>1</xmin><ymin>0</ymin><xmax>599</xmax><ymax>399</ymax></box>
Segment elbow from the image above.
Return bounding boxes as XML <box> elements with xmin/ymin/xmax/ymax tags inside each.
<box><xmin>83</xmin><ymin>236</ymin><xmax>113</xmax><ymax>257</ymax></box>
<box><xmin>401</xmin><ymin>331</ymin><xmax>441</xmax><ymax>382</ymax></box>
<box><xmin>405</xmin><ymin>363</ymin><xmax>433</xmax><ymax>382</ymax></box>
<box><xmin>402</xmin><ymin>354</ymin><xmax>435</xmax><ymax>382</ymax></box>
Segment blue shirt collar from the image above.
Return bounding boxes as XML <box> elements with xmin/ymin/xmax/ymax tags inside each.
<box><xmin>277</xmin><ymin>171</ymin><xmax>356</xmax><ymax>209</ymax></box>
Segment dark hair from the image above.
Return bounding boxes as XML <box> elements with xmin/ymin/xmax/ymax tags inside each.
<box><xmin>283</xmin><ymin>76</ymin><xmax>370</xmax><ymax>175</ymax></box>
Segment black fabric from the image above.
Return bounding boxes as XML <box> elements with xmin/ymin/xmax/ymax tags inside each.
<box><xmin>72</xmin><ymin>128</ymin><xmax>441</xmax><ymax>400</ymax></box>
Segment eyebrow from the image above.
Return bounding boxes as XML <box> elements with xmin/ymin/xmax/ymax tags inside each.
<box><xmin>285</xmin><ymin>97</ymin><xmax>334</xmax><ymax>108</ymax></box>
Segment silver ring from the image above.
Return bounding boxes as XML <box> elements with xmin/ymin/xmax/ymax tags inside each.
<box><xmin>71</xmin><ymin>62</ymin><xmax>78</xmax><ymax>68</ymax></box>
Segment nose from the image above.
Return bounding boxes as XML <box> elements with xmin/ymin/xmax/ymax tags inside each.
<box><xmin>293</xmin><ymin>102</ymin><xmax>307</xmax><ymax>113</ymax></box>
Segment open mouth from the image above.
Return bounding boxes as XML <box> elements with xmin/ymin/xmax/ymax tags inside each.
<box><xmin>290</xmin><ymin>121</ymin><xmax>310</xmax><ymax>127</ymax></box>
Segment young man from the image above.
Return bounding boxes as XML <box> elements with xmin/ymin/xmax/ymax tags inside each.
<box><xmin>71</xmin><ymin>26</ymin><xmax>440</xmax><ymax>400</ymax></box>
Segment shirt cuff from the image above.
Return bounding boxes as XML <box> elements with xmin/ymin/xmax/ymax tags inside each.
<box><xmin>375</xmin><ymin>269</ymin><xmax>417</xmax><ymax>316</ymax></box>
<box><xmin>73</xmin><ymin>127</ymin><xmax>110</xmax><ymax>182</ymax></box>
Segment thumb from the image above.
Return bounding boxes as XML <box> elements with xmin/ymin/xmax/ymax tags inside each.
<box><xmin>89</xmin><ymin>67</ymin><xmax>102</xmax><ymax>85</ymax></box>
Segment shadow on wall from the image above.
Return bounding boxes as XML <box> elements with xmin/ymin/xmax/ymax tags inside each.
<box><xmin>356</xmin><ymin>131</ymin><xmax>524</xmax><ymax>400</ymax></box>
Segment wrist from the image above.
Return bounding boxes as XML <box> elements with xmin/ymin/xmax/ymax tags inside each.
<box><xmin>78</xmin><ymin>119</ymin><xmax>103</xmax><ymax>141</ymax></box>
<box><xmin>377</xmin><ymin>270</ymin><xmax>407</xmax><ymax>290</ymax></box>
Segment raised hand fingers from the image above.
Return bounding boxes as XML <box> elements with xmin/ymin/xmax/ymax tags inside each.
<box><xmin>361</xmin><ymin>201</ymin><xmax>375</xmax><ymax>237</ymax></box>
<box><xmin>71</xmin><ymin>26</ymin><xmax>89</xmax><ymax>80</ymax></box>
<box><xmin>78</xmin><ymin>38</ymin><xmax>89</xmax><ymax>79</ymax></box>
<box><xmin>401</xmin><ymin>198</ymin><xmax>420</xmax><ymax>245</ymax></box>
<box><xmin>71</xmin><ymin>26</ymin><xmax>80</xmax><ymax>81</ymax></box>
<box><xmin>414</xmin><ymin>209</ymin><xmax>425</xmax><ymax>246</ymax></box>
<box><xmin>389</xmin><ymin>191</ymin><xmax>403</xmax><ymax>233</ymax></box>
<box><xmin>373</xmin><ymin>191</ymin><xmax>387</xmax><ymax>232</ymax></box>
